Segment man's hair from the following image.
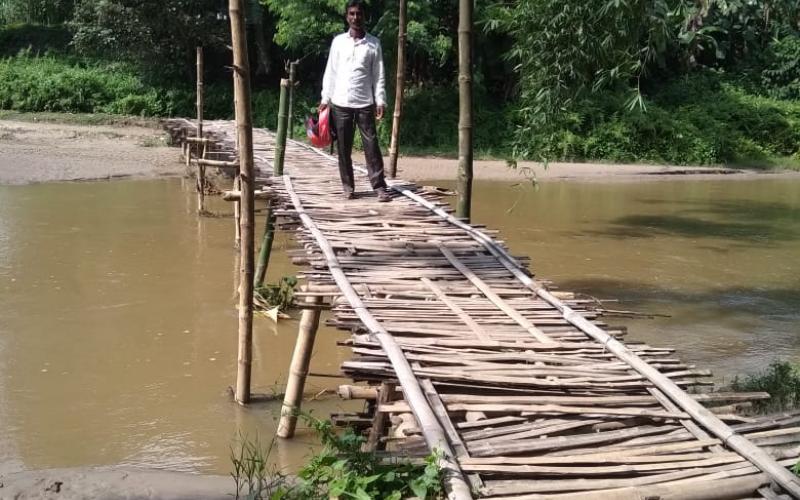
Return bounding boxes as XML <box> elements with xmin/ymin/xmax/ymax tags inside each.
<box><xmin>345</xmin><ymin>0</ymin><xmax>366</xmax><ymax>14</ymax></box>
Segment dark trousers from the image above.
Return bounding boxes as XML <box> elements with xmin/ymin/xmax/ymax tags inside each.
<box><xmin>330</xmin><ymin>104</ymin><xmax>386</xmax><ymax>194</ymax></box>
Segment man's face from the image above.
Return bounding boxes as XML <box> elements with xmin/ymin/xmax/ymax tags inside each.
<box><xmin>346</xmin><ymin>6</ymin><xmax>365</xmax><ymax>31</ymax></box>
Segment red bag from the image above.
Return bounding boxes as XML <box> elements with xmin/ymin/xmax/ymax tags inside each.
<box><xmin>306</xmin><ymin>106</ymin><xmax>332</xmax><ymax>148</ymax></box>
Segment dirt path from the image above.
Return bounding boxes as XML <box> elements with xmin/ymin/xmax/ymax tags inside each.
<box><xmin>0</xmin><ymin>120</ymin><xmax>182</xmax><ymax>185</ymax></box>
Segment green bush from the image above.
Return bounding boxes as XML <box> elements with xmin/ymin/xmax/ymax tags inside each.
<box><xmin>526</xmin><ymin>71</ymin><xmax>800</xmax><ymax>166</ymax></box>
<box><xmin>292</xmin><ymin>418</ymin><xmax>444</xmax><ymax>500</ymax></box>
<box><xmin>730</xmin><ymin>361</ymin><xmax>800</xmax><ymax>413</ymax></box>
<box><xmin>2</xmin><ymin>55</ymin><xmax>799</xmax><ymax>167</ymax></box>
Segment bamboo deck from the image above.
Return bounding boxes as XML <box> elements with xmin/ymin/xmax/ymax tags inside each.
<box><xmin>166</xmin><ymin>119</ymin><xmax>800</xmax><ymax>500</ymax></box>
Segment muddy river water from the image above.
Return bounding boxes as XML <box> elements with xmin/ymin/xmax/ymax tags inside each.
<box><xmin>0</xmin><ymin>176</ymin><xmax>798</xmax><ymax>476</ymax></box>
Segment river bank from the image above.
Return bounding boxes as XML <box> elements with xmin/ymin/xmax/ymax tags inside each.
<box><xmin>3</xmin><ymin>118</ymin><xmax>800</xmax><ymax>186</ymax></box>
<box><xmin>1</xmin><ymin>467</ymin><xmax>232</xmax><ymax>500</ymax></box>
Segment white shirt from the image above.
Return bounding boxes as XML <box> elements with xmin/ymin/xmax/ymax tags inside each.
<box><xmin>321</xmin><ymin>31</ymin><xmax>386</xmax><ymax>109</ymax></box>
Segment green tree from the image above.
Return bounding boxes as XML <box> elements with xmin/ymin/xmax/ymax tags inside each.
<box><xmin>0</xmin><ymin>0</ymin><xmax>75</xmax><ymax>25</ymax></box>
<box><xmin>71</xmin><ymin>0</ymin><xmax>229</xmax><ymax>79</ymax></box>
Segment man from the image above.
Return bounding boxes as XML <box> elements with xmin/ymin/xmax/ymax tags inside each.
<box><xmin>319</xmin><ymin>0</ymin><xmax>391</xmax><ymax>202</ymax></box>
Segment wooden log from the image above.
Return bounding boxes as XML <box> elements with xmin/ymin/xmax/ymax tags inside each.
<box><xmin>193</xmin><ymin>158</ymin><xmax>239</xmax><ymax>169</ymax></box>
<box><xmin>277</xmin><ymin>294</ymin><xmax>322</xmax><ymax>438</ymax></box>
<box><xmin>338</xmin><ymin>385</ymin><xmax>378</xmax><ymax>400</ymax></box>
<box><xmin>365</xmin><ymin>382</ymin><xmax>395</xmax><ymax>451</ymax></box>
<box><xmin>222</xmin><ymin>189</ymin><xmax>272</xmax><ymax>201</ymax></box>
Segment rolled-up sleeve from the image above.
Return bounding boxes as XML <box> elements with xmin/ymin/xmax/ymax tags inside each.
<box><xmin>372</xmin><ymin>42</ymin><xmax>386</xmax><ymax>107</ymax></box>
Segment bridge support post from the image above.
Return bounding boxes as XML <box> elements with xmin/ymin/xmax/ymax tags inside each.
<box><xmin>277</xmin><ymin>292</ymin><xmax>322</xmax><ymax>438</ymax></box>
<box><xmin>196</xmin><ymin>46</ymin><xmax>205</xmax><ymax>214</ymax></box>
<box><xmin>254</xmin><ymin>79</ymin><xmax>289</xmax><ymax>287</ymax></box>
<box><xmin>288</xmin><ymin>62</ymin><xmax>297</xmax><ymax>140</ymax></box>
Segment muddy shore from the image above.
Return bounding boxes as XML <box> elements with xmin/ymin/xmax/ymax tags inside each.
<box><xmin>0</xmin><ymin>467</ymin><xmax>233</xmax><ymax>500</ymax></box>
<box><xmin>3</xmin><ymin>118</ymin><xmax>799</xmax><ymax>186</ymax></box>
<box><xmin>0</xmin><ymin>120</ymin><xmax>182</xmax><ymax>185</ymax></box>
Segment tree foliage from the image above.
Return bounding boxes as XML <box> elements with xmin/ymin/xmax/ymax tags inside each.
<box><xmin>0</xmin><ymin>0</ymin><xmax>74</xmax><ymax>25</ymax></box>
<box><xmin>71</xmin><ymin>0</ymin><xmax>229</xmax><ymax>79</ymax></box>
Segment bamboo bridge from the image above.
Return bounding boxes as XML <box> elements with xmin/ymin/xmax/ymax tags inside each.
<box><xmin>166</xmin><ymin>118</ymin><xmax>800</xmax><ymax>500</ymax></box>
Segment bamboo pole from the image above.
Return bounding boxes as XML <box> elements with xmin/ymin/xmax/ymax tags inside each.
<box><xmin>196</xmin><ymin>46</ymin><xmax>205</xmax><ymax>214</ymax></box>
<box><xmin>274</xmin><ymin>79</ymin><xmax>290</xmax><ymax>175</ymax></box>
<box><xmin>288</xmin><ymin>62</ymin><xmax>297</xmax><ymax>140</ymax></box>
<box><xmin>456</xmin><ymin>0</ymin><xmax>473</xmax><ymax>221</ymax></box>
<box><xmin>253</xmin><ymin>79</ymin><xmax>289</xmax><ymax>288</ymax></box>
<box><xmin>387</xmin><ymin>0</ymin><xmax>407</xmax><ymax>179</ymax></box>
<box><xmin>230</xmin><ymin>0</ymin><xmax>256</xmax><ymax>406</ymax></box>
<box><xmin>277</xmin><ymin>293</ymin><xmax>322</xmax><ymax>438</ymax></box>
<box><xmin>196</xmin><ymin>47</ymin><xmax>204</xmax><ymax>139</ymax></box>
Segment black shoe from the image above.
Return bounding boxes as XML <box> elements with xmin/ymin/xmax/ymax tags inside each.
<box><xmin>376</xmin><ymin>188</ymin><xmax>392</xmax><ymax>203</ymax></box>
<box><xmin>343</xmin><ymin>189</ymin><xmax>355</xmax><ymax>200</ymax></box>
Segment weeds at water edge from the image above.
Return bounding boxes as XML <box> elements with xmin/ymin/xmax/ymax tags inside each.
<box><xmin>230</xmin><ymin>433</ymin><xmax>290</xmax><ymax>500</ymax></box>
<box><xmin>730</xmin><ymin>361</ymin><xmax>800</xmax><ymax>413</ymax></box>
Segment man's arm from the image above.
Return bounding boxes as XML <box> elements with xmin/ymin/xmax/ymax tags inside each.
<box><xmin>373</xmin><ymin>41</ymin><xmax>386</xmax><ymax>119</ymax></box>
<box><xmin>320</xmin><ymin>38</ymin><xmax>337</xmax><ymax>111</ymax></box>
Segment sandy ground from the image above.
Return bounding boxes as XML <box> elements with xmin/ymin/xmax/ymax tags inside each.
<box><xmin>0</xmin><ymin>467</ymin><xmax>233</xmax><ymax>500</ymax></box>
<box><xmin>386</xmin><ymin>155</ymin><xmax>800</xmax><ymax>183</ymax></box>
<box><xmin>3</xmin><ymin>118</ymin><xmax>799</xmax><ymax>186</ymax></box>
<box><xmin>0</xmin><ymin>120</ymin><xmax>182</xmax><ymax>185</ymax></box>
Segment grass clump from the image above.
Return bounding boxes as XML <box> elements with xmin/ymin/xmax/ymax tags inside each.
<box><xmin>255</xmin><ymin>276</ymin><xmax>298</xmax><ymax>313</ymax></box>
<box><xmin>229</xmin><ymin>418</ymin><xmax>445</xmax><ymax>500</ymax></box>
<box><xmin>730</xmin><ymin>361</ymin><xmax>800</xmax><ymax>413</ymax></box>
<box><xmin>293</xmin><ymin>418</ymin><xmax>444</xmax><ymax>500</ymax></box>
<box><xmin>230</xmin><ymin>433</ymin><xmax>289</xmax><ymax>500</ymax></box>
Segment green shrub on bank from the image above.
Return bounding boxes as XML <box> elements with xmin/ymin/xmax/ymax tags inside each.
<box><xmin>730</xmin><ymin>361</ymin><xmax>800</xmax><ymax>413</ymax></box>
<box><xmin>530</xmin><ymin>72</ymin><xmax>800</xmax><ymax>166</ymax></box>
<box><xmin>2</xmin><ymin>54</ymin><xmax>800</xmax><ymax>167</ymax></box>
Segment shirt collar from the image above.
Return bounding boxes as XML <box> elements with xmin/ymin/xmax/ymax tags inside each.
<box><xmin>346</xmin><ymin>30</ymin><xmax>370</xmax><ymax>43</ymax></box>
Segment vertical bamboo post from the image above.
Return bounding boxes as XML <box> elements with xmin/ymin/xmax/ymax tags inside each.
<box><xmin>196</xmin><ymin>47</ymin><xmax>206</xmax><ymax>214</ymax></box>
<box><xmin>230</xmin><ymin>0</ymin><xmax>256</xmax><ymax>405</ymax></box>
<box><xmin>197</xmin><ymin>47</ymin><xmax>204</xmax><ymax>139</ymax></box>
<box><xmin>277</xmin><ymin>294</ymin><xmax>322</xmax><ymax>438</ymax></box>
<box><xmin>233</xmin><ymin>177</ymin><xmax>241</xmax><ymax>248</ymax></box>
<box><xmin>274</xmin><ymin>79</ymin><xmax>290</xmax><ymax>175</ymax></box>
<box><xmin>456</xmin><ymin>0</ymin><xmax>473</xmax><ymax>221</ymax></box>
<box><xmin>288</xmin><ymin>62</ymin><xmax>297</xmax><ymax>140</ymax></box>
<box><xmin>253</xmin><ymin>79</ymin><xmax>289</xmax><ymax>288</ymax></box>
<box><xmin>387</xmin><ymin>0</ymin><xmax>407</xmax><ymax>179</ymax></box>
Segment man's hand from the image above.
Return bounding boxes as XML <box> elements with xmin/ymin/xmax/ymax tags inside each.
<box><xmin>376</xmin><ymin>105</ymin><xmax>385</xmax><ymax>121</ymax></box>
<box><xmin>318</xmin><ymin>103</ymin><xmax>328</xmax><ymax>113</ymax></box>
